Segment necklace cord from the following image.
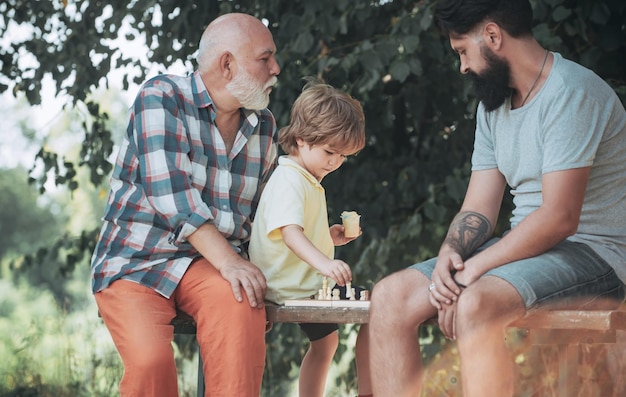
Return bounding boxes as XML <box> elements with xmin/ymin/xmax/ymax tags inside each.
<box><xmin>520</xmin><ymin>49</ymin><xmax>549</xmax><ymax>106</ymax></box>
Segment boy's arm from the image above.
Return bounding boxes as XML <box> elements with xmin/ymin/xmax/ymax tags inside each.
<box><xmin>281</xmin><ymin>224</ymin><xmax>352</xmax><ymax>286</ymax></box>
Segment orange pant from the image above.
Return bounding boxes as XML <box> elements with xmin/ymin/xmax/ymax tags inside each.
<box><xmin>95</xmin><ymin>258</ymin><xmax>266</xmax><ymax>397</ymax></box>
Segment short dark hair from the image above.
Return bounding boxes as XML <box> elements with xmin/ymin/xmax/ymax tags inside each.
<box><xmin>435</xmin><ymin>0</ymin><xmax>533</xmax><ymax>38</ymax></box>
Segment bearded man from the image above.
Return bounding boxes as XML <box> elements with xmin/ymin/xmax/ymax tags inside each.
<box><xmin>368</xmin><ymin>0</ymin><xmax>626</xmax><ymax>396</ymax></box>
<box><xmin>91</xmin><ymin>13</ymin><xmax>280</xmax><ymax>396</ymax></box>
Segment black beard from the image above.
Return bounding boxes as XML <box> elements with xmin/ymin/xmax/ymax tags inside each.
<box><xmin>469</xmin><ymin>48</ymin><xmax>513</xmax><ymax>112</ymax></box>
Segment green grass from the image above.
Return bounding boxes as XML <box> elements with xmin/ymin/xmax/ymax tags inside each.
<box><xmin>0</xmin><ymin>277</ymin><xmax>201</xmax><ymax>397</ymax></box>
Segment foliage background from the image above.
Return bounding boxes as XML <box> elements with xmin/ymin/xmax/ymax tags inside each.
<box><xmin>0</xmin><ymin>0</ymin><xmax>624</xmax><ymax>395</ymax></box>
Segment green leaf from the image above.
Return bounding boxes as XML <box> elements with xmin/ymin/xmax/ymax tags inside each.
<box><xmin>445</xmin><ymin>175</ymin><xmax>468</xmax><ymax>201</ymax></box>
<box><xmin>552</xmin><ymin>5</ymin><xmax>572</xmax><ymax>22</ymax></box>
<box><xmin>419</xmin><ymin>7</ymin><xmax>433</xmax><ymax>31</ymax></box>
<box><xmin>423</xmin><ymin>202</ymin><xmax>446</xmax><ymax>223</ymax></box>
<box><xmin>402</xmin><ymin>35</ymin><xmax>420</xmax><ymax>54</ymax></box>
<box><xmin>389</xmin><ymin>60</ymin><xmax>411</xmax><ymax>82</ymax></box>
<box><xmin>409</xmin><ymin>57</ymin><xmax>423</xmax><ymax>76</ymax></box>
<box><xmin>589</xmin><ymin>3</ymin><xmax>610</xmax><ymax>25</ymax></box>
<box><xmin>292</xmin><ymin>31</ymin><xmax>314</xmax><ymax>54</ymax></box>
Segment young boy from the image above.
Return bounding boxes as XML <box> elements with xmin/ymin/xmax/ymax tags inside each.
<box><xmin>249</xmin><ymin>80</ymin><xmax>371</xmax><ymax>397</ymax></box>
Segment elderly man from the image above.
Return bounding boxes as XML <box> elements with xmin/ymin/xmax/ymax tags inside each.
<box><xmin>92</xmin><ymin>13</ymin><xmax>280</xmax><ymax>396</ymax></box>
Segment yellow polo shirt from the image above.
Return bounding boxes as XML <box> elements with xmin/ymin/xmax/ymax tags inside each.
<box><xmin>249</xmin><ymin>156</ymin><xmax>333</xmax><ymax>304</ymax></box>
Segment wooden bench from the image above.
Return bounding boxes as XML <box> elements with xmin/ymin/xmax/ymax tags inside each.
<box><xmin>171</xmin><ymin>313</ymin><xmax>205</xmax><ymax>396</ymax></box>
<box><xmin>265</xmin><ymin>302</ymin><xmax>370</xmax><ymax>324</ymax></box>
<box><xmin>508</xmin><ymin>304</ymin><xmax>626</xmax><ymax>397</ymax></box>
<box><xmin>177</xmin><ymin>302</ymin><xmax>626</xmax><ymax>397</ymax></box>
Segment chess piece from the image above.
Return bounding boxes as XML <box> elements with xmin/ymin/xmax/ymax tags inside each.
<box><xmin>322</xmin><ymin>277</ymin><xmax>330</xmax><ymax>300</ymax></box>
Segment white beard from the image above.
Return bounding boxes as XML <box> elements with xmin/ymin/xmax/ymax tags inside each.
<box><xmin>226</xmin><ymin>67</ymin><xmax>277</xmax><ymax>110</ymax></box>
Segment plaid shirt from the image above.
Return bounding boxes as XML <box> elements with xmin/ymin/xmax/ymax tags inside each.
<box><xmin>91</xmin><ymin>71</ymin><xmax>278</xmax><ymax>298</ymax></box>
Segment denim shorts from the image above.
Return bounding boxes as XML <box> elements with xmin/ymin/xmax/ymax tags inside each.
<box><xmin>299</xmin><ymin>284</ymin><xmax>367</xmax><ymax>341</ymax></box>
<box><xmin>411</xmin><ymin>238</ymin><xmax>625</xmax><ymax>309</ymax></box>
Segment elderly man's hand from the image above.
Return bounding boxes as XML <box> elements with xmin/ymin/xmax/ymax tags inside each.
<box><xmin>220</xmin><ymin>257</ymin><xmax>267</xmax><ymax>308</ymax></box>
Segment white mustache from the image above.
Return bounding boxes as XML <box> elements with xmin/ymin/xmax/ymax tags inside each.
<box><xmin>264</xmin><ymin>76</ymin><xmax>278</xmax><ymax>90</ymax></box>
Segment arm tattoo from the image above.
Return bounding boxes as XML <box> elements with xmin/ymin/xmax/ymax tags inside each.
<box><xmin>444</xmin><ymin>211</ymin><xmax>492</xmax><ymax>259</ymax></box>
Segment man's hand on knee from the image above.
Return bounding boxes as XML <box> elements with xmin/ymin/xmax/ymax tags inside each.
<box><xmin>220</xmin><ymin>258</ymin><xmax>267</xmax><ymax>308</ymax></box>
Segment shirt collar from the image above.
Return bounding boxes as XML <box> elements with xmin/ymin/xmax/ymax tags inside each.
<box><xmin>191</xmin><ymin>70</ymin><xmax>260</xmax><ymax>136</ymax></box>
<box><xmin>278</xmin><ymin>156</ymin><xmax>323</xmax><ymax>189</ymax></box>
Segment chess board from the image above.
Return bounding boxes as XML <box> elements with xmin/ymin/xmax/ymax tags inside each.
<box><xmin>283</xmin><ymin>299</ymin><xmax>370</xmax><ymax>308</ymax></box>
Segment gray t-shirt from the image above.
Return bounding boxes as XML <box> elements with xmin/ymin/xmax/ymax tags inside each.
<box><xmin>472</xmin><ymin>52</ymin><xmax>626</xmax><ymax>282</ymax></box>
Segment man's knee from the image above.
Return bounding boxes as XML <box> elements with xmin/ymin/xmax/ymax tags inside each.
<box><xmin>121</xmin><ymin>342</ymin><xmax>176</xmax><ymax>373</ymax></box>
<box><xmin>219</xmin><ymin>297</ymin><xmax>266</xmax><ymax>325</ymax></box>
<box><xmin>456</xmin><ymin>290</ymin><xmax>484</xmax><ymax>324</ymax></box>
<box><xmin>371</xmin><ymin>269</ymin><xmax>431</xmax><ymax>324</ymax></box>
<box><xmin>371</xmin><ymin>271</ymin><xmax>407</xmax><ymax>309</ymax></box>
<box><xmin>455</xmin><ymin>284</ymin><xmax>520</xmax><ymax>334</ymax></box>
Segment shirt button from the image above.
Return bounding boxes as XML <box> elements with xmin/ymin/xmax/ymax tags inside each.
<box><xmin>222</xmin><ymin>205</ymin><xmax>228</xmax><ymax>210</ymax></box>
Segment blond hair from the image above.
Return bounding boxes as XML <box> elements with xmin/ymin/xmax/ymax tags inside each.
<box><xmin>278</xmin><ymin>79</ymin><xmax>365</xmax><ymax>155</ymax></box>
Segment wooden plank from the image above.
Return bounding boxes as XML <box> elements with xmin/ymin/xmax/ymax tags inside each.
<box><xmin>265</xmin><ymin>303</ymin><xmax>369</xmax><ymax>324</ymax></box>
<box><xmin>610</xmin><ymin>310</ymin><xmax>626</xmax><ymax>329</ymax></box>
<box><xmin>512</xmin><ymin>310</ymin><xmax>615</xmax><ymax>331</ymax></box>
<box><xmin>283</xmin><ymin>299</ymin><xmax>370</xmax><ymax>308</ymax></box>
<box><xmin>524</xmin><ymin>329</ymin><xmax>616</xmax><ymax>345</ymax></box>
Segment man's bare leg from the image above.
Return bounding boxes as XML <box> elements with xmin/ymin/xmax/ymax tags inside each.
<box><xmin>455</xmin><ymin>276</ymin><xmax>526</xmax><ymax>397</ymax></box>
<box><xmin>369</xmin><ymin>269</ymin><xmax>437</xmax><ymax>396</ymax></box>
<box><xmin>355</xmin><ymin>324</ymin><xmax>372</xmax><ymax>395</ymax></box>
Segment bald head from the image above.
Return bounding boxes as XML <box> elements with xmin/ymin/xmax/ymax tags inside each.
<box><xmin>194</xmin><ymin>13</ymin><xmax>280</xmax><ymax>112</ymax></box>
<box><xmin>197</xmin><ymin>13</ymin><xmax>273</xmax><ymax>70</ymax></box>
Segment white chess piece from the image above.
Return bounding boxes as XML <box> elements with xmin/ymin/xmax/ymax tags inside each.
<box><xmin>322</xmin><ymin>277</ymin><xmax>329</xmax><ymax>300</ymax></box>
